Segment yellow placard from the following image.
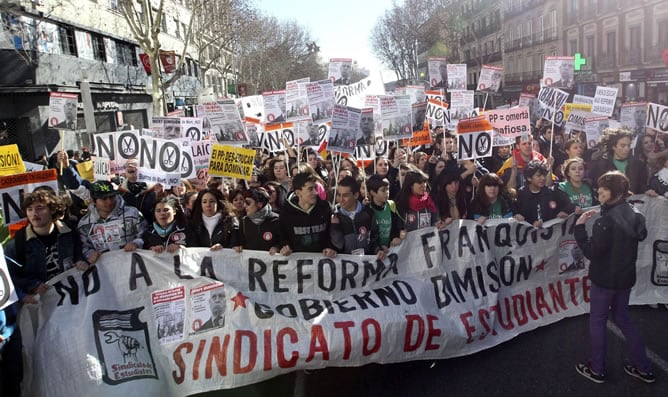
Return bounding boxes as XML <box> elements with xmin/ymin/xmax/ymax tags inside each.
<box><xmin>76</xmin><ymin>160</ymin><xmax>94</xmax><ymax>182</ymax></box>
<box><xmin>207</xmin><ymin>144</ymin><xmax>255</xmax><ymax>180</ymax></box>
<box><xmin>0</xmin><ymin>144</ymin><xmax>26</xmax><ymax>176</ymax></box>
<box><xmin>563</xmin><ymin>103</ymin><xmax>592</xmax><ymax>121</ymax></box>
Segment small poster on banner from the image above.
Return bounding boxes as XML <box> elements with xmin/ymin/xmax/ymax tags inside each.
<box><xmin>151</xmin><ymin>286</ymin><xmax>185</xmax><ymax>344</ymax></box>
<box><xmin>428</xmin><ymin>57</ymin><xmax>448</xmax><ymax>89</ymax></box>
<box><xmin>189</xmin><ymin>283</ymin><xmax>226</xmax><ymax>334</ymax></box>
<box><xmin>477</xmin><ymin>65</ymin><xmax>503</xmax><ymax>92</ymax></box>
<box><xmin>620</xmin><ymin>102</ymin><xmax>647</xmax><ymax>135</ymax></box>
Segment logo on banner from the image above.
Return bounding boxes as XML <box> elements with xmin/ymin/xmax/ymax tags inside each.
<box><xmin>93</xmin><ymin>308</ymin><xmax>158</xmax><ymax>385</ymax></box>
<box><xmin>651</xmin><ymin>240</ymin><xmax>668</xmax><ymax>286</ymax></box>
<box><xmin>263</xmin><ymin>232</ymin><xmax>273</xmax><ymax>241</ymax></box>
<box><xmin>558</xmin><ymin>240</ymin><xmax>586</xmax><ymax>274</ymax></box>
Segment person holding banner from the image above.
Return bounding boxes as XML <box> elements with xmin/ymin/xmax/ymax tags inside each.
<box><xmin>142</xmin><ymin>198</ymin><xmax>187</xmax><ymax>254</ymax></box>
<box><xmin>471</xmin><ymin>173</ymin><xmax>514</xmax><ymax>224</ymax></box>
<box><xmin>574</xmin><ymin>171</ymin><xmax>655</xmax><ymax>384</ymax></box>
<box><xmin>186</xmin><ymin>189</ymin><xmax>240</xmax><ymax>251</ymax></box>
<box><xmin>649</xmin><ymin>153</ymin><xmax>668</xmax><ymax>198</ymax></box>
<box><xmin>78</xmin><ymin>181</ymin><xmax>146</xmax><ymax>264</ymax></box>
<box><xmin>513</xmin><ymin>161</ymin><xmax>574</xmax><ymax>227</ymax></box>
<box><xmin>366</xmin><ymin>175</ymin><xmax>404</xmax><ymax>252</ymax></box>
<box><xmin>395</xmin><ymin>169</ymin><xmax>445</xmax><ymax>231</ymax></box>
<box><xmin>235</xmin><ymin>188</ymin><xmax>283</xmax><ymax>254</ymax></box>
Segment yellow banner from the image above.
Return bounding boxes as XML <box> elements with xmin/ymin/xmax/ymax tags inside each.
<box><xmin>207</xmin><ymin>144</ymin><xmax>255</xmax><ymax>180</ymax></box>
<box><xmin>563</xmin><ymin>103</ymin><xmax>592</xmax><ymax>121</ymax></box>
<box><xmin>0</xmin><ymin>144</ymin><xmax>26</xmax><ymax>176</ymax></box>
<box><xmin>76</xmin><ymin>160</ymin><xmax>94</xmax><ymax>181</ymax></box>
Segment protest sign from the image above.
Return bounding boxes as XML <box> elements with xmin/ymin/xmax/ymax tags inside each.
<box><xmin>0</xmin><ymin>169</ymin><xmax>58</xmax><ymax>226</ymax></box>
<box><xmin>584</xmin><ymin>116</ymin><xmax>610</xmax><ymax>149</ymax></box>
<box><xmin>573</xmin><ymin>94</ymin><xmax>594</xmax><ymax>105</ymax></box>
<box><xmin>151</xmin><ymin>117</ymin><xmax>182</xmax><ymax>139</ymax></box>
<box><xmin>562</xmin><ymin>103</ymin><xmax>592</xmax><ymax>124</ymax></box>
<box><xmin>564</xmin><ymin>110</ymin><xmax>589</xmax><ymax>133</ymax></box>
<box><xmin>334</xmin><ymin>73</ymin><xmax>386</xmax><ymax>108</ymax></box>
<box><xmin>537</xmin><ymin>86</ymin><xmax>569</xmax><ymax>124</ymax></box>
<box><xmin>259</xmin><ymin>123</ymin><xmax>295</xmax><ymax>153</ymax></box>
<box><xmin>76</xmin><ymin>160</ymin><xmax>94</xmax><ymax>182</ymax></box>
<box><xmin>48</xmin><ymin>92</ymin><xmax>78</xmax><ymax>130</ymax></box>
<box><xmin>477</xmin><ymin>65</ymin><xmax>503</xmax><ymax>92</ymax></box>
<box><xmin>428</xmin><ymin>57</ymin><xmax>447</xmax><ymax>88</ymax></box>
<box><xmin>92</xmin><ymin>156</ymin><xmax>111</xmax><ymax>181</ymax></box>
<box><xmin>591</xmin><ymin>86</ymin><xmax>618</xmax><ymax>117</ymax></box>
<box><xmin>19</xmin><ymin>199</ymin><xmax>668</xmax><ymax>396</ymax></box>
<box><xmin>328</xmin><ymin>58</ymin><xmax>353</xmax><ymax>85</ymax></box>
<box><xmin>447</xmin><ymin>64</ymin><xmax>467</xmax><ymax>91</ymax></box>
<box><xmin>207</xmin><ymin>144</ymin><xmax>255</xmax><ymax>180</ymax></box>
<box><xmin>240</xmin><ymin>95</ymin><xmax>265</xmax><ymax>120</ymax></box>
<box><xmin>181</xmin><ymin>117</ymin><xmax>205</xmax><ymax>141</ymax></box>
<box><xmin>542</xmin><ymin>56</ymin><xmax>575</xmax><ymax>90</ymax></box>
<box><xmin>401</xmin><ymin>126</ymin><xmax>431</xmax><ymax>147</ymax></box>
<box><xmin>425</xmin><ymin>98</ymin><xmax>449</xmax><ymax>127</ymax></box>
<box><xmin>620</xmin><ymin>102</ymin><xmax>647</xmax><ymax>135</ymax></box>
<box><xmin>286</xmin><ymin>78</ymin><xmax>310</xmax><ymax>122</ymax></box>
<box><xmin>449</xmin><ymin>91</ymin><xmax>476</xmax><ymax>129</ymax></box>
<box><xmin>485</xmin><ymin>107</ymin><xmax>531</xmax><ymax>146</ymax></box>
<box><xmin>0</xmin><ymin>245</ymin><xmax>18</xmax><ymax>311</ymax></box>
<box><xmin>456</xmin><ymin>116</ymin><xmax>493</xmax><ymax>160</ymax></box>
<box><xmin>0</xmin><ymin>144</ymin><xmax>26</xmax><ymax>175</ymax></box>
<box><xmin>518</xmin><ymin>93</ymin><xmax>535</xmax><ymax>108</ymax></box>
<box><xmin>646</xmin><ymin>102</ymin><xmax>668</xmax><ymax>133</ymax></box>
<box><xmin>354</xmin><ymin>139</ymin><xmax>389</xmax><ymax>161</ymax></box>
<box><xmin>307</xmin><ymin>80</ymin><xmax>335</xmax><ymax>124</ymax></box>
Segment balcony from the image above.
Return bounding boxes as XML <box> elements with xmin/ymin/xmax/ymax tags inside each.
<box><xmin>505</xmin><ymin>0</ymin><xmax>546</xmax><ymax>18</ymax></box>
<box><xmin>597</xmin><ymin>52</ymin><xmax>618</xmax><ymax>69</ymax></box>
<box><xmin>620</xmin><ymin>48</ymin><xmax>642</xmax><ymax>67</ymax></box>
<box><xmin>505</xmin><ymin>39</ymin><xmax>523</xmax><ymax>52</ymax></box>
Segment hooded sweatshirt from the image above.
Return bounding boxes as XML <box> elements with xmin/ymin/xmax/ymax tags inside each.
<box><xmin>279</xmin><ymin>193</ymin><xmax>333</xmax><ymax>253</ymax></box>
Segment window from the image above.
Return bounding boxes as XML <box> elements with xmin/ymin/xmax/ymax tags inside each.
<box><xmin>109</xmin><ymin>0</ymin><xmax>120</xmax><ymax>13</ymax></box>
<box><xmin>192</xmin><ymin>60</ymin><xmax>199</xmax><ymax>78</ymax></box>
<box><xmin>660</xmin><ymin>20</ymin><xmax>668</xmax><ymax>44</ymax></box>
<box><xmin>58</xmin><ymin>26</ymin><xmax>77</xmax><ymax>56</ymax></box>
<box><xmin>629</xmin><ymin>25</ymin><xmax>641</xmax><ymax>49</ymax></box>
<box><xmin>606</xmin><ymin>31</ymin><xmax>616</xmax><ymax>54</ymax></box>
<box><xmin>92</xmin><ymin>34</ymin><xmax>106</xmax><ymax>61</ymax></box>
<box><xmin>586</xmin><ymin>35</ymin><xmax>595</xmax><ymax>56</ymax></box>
<box><xmin>116</xmin><ymin>41</ymin><xmax>137</xmax><ymax>66</ymax></box>
<box><xmin>570</xmin><ymin>39</ymin><xmax>578</xmax><ymax>54</ymax></box>
<box><xmin>174</xmin><ymin>18</ymin><xmax>180</xmax><ymax>38</ymax></box>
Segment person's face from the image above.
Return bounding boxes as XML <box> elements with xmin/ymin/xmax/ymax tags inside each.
<box><xmin>173</xmin><ymin>183</ymin><xmax>186</xmax><ymax>196</ymax></box>
<box><xmin>125</xmin><ymin>163</ymin><xmax>138</xmax><ymax>182</ymax></box>
<box><xmin>186</xmin><ymin>194</ymin><xmax>197</xmax><ymax>210</ymax></box>
<box><xmin>361</xmin><ymin>114</ymin><xmax>374</xmax><ymax>135</ymax></box>
<box><xmin>435</xmin><ymin>160</ymin><xmax>446</xmax><ymax>176</ymax></box>
<box><xmin>445</xmin><ymin>179</ymin><xmax>459</xmax><ymax>195</ymax></box>
<box><xmin>528</xmin><ymin>172</ymin><xmax>547</xmax><ymax>189</ymax></box>
<box><xmin>232</xmin><ymin>193</ymin><xmax>245</xmax><ymax>212</ymax></box>
<box><xmin>95</xmin><ymin>195</ymin><xmax>117</xmax><ymax>218</ymax></box>
<box><xmin>26</xmin><ymin>201</ymin><xmax>53</xmax><ymax>229</ymax></box>
<box><xmin>209</xmin><ymin>290</ymin><xmax>225</xmax><ymax>317</ymax></box>
<box><xmin>641</xmin><ymin>137</ymin><xmax>655</xmax><ymax>153</ymax></box>
<box><xmin>273</xmin><ymin>162</ymin><xmax>287</xmax><ymax>180</ymax></box>
<box><xmin>597</xmin><ymin>187</ymin><xmax>612</xmax><ymax>205</ymax></box>
<box><xmin>336</xmin><ymin>185</ymin><xmax>359</xmax><ymax>211</ymax></box>
<box><xmin>497</xmin><ymin>145</ymin><xmax>511</xmax><ymax>158</ymax></box>
<box><xmin>295</xmin><ymin>181</ymin><xmax>317</xmax><ymax>207</ymax></box>
<box><xmin>324</xmin><ymin>158</ymin><xmax>333</xmax><ymax>171</ymax></box>
<box><xmin>308</xmin><ymin>154</ymin><xmax>318</xmax><ymax>168</ymax></box>
<box><xmin>64</xmin><ymin>102</ymin><xmax>76</xmax><ymax>121</ymax></box>
<box><xmin>444</xmin><ymin>138</ymin><xmax>455</xmax><ymax>153</ymax></box>
<box><xmin>370</xmin><ymin>186</ymin><xmax>389</xmax><ymax>204</ymax></box>
<box><xmin>417</xmin><ymin>155</ymin><xmax>428</xmax><ymax>169</ymax></box>
<box><xmin>613</xmin><ymin>137</ymin><xmax>631</xmax><ymax>160</ymax></box>
<box><xmin>559</xmin><ymin>63</ymin><xmax>574</xmax><ymax>80</ymax></box>
<box><xmin>411</xmin><ymin>179</ymin><xmax>427</xmax><ymax>196</ymax></box>
<box><xmin>532</xmin><ymin>139</ymin><xmax>541</xmax><ymax>153</ymax></box>
<box><xmin>376</xmin><ymin>159</ymin><xmax>389</xmax><ymax>176</ymax></box>
<box><xmin>395</xmin><ymin>148</ymin><xmax>407</xmax><ymax>164</ymax></box>
<box><xmin>567</xmin><ymin>162</ymin><xmax>585</xmax><ymax>183</ymax></box>
<box><xmin>439</xmin><ymin>62</ymin><xmax>447</xmax><ymax>80</ymax></box>
<box><xmin>399</xmin><ymin>169</ymin><xmax>408</xmax><ymax>185</ymax></box>
<box><xmin>244</xmin><ymin>197</ymin><xmax>260</xmax><ymax>216</ymax></box>
<box><xmin>567</xmin><ymin>142</ymin><xmax>583</xmax><ymax>158</ymax></box>
<box><xmin>518</xmin><ymin>140</ymin><xmax>533</xmax><ymax>157</ymax></box>
<box><xmin>266</xmin><ymin>186</ymin><xmax>277</xmax><ymax>203</ymax></box>
<box><xmin>340</xmin><ymin>63</ymin><xmax>351</xmax><ymax>78</ymax></box>
<box><xmin>338</xmin><ymin>168</ymin><xmax>352</xmax><ymax>181</ymax></box>
<box><xmin>201</xmin><ymin>192</ymin><xmax>218</xmax><ymax>217</ymax></box>
<box><xmin>154</xmin><ymin>203</ymin><xmax>175</xmax><ymax>228</ymax></box>
<box><xmin>484</xmin><ymin>184</ymin><xmax>499</xmax><ymax>200</ymax></box>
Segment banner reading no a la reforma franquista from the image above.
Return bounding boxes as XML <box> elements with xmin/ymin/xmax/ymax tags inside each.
<box><xmin>20</xmin><ymin>196</ymin><xmax>668</xmax><ymax>396</ymax></box>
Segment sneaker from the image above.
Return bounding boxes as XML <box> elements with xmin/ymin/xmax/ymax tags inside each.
<box><xmin>576</xmin><ymin>362</ymin><xmax>605</xmax><ymax>384</ymax></box>
<box><xmin>624</xmin><ymin>365</ymin><xmax>656</xmax><ymax>383</ymax></box>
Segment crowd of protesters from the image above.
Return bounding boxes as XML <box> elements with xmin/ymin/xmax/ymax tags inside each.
<box><xmin>1</xmin><ymin>118</ymin><xmax>667</xmax><ymax>394</ymax></box>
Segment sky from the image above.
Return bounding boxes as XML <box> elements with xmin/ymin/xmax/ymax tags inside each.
<box><xmin>254</xmin><ymin>0</ymin><xmax>394</xmax><ymax>78</ymax></box>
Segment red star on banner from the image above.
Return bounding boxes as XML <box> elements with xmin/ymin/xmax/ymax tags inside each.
<box><xmin>535</xmin><ymin>261</ymin><xmax>545</xmax><ymax>272</ymax></box>
<box><xmin>231</xmin><ymin>292</ymin><xmax>249</xmax><ymax>310</ymax></box>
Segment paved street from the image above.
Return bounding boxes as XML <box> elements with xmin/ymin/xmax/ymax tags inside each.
<box><xmin>194</xmin><ymin>306</ymin><xmax>668</xmax><ymax>397</ymax></box>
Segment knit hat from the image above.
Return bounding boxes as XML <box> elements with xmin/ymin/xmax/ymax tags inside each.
<box><xmin>90</xmin><ymin>180</ymin><xmax>119</xmax><ymax>200</ymax></box>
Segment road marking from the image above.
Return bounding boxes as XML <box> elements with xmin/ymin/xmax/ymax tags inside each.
<box><xmin>607</xmin><ymin>321</ymin><xmax>668</xmax><ymax>374</ymax></box>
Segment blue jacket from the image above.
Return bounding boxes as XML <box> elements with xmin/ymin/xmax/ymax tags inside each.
<box><xmin>0</xmin><ymin>305</ymin><xmax>17</xmax><ymax>351</ymax></box>
<box><xmin>5</xmin><ymin>220</ymin><xmax>86</xmax><ymax>299</ymax></box>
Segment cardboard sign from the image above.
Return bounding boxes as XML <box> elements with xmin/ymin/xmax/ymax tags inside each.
<box><xmin>208</xmin><ymin>144</ymin><xmax>255</xmax><ymax>180</ymax></box>
<box><xmin>0</xmin><ymin>144</ymin><xmax>26</xmax><ymax>176</ymax></box>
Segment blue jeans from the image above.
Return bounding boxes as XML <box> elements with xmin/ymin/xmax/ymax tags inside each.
<box><xmin>589</xmin><ymin>283</ymin><xmax>651</xmax><ymax>375</ymax></box>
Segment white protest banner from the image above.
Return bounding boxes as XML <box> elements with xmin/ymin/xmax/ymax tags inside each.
<box><xmin>20</xmin><ymin>199</ymin><xmax>668</xmax><ymax>396</ymax></box>
<box><xmin>449</xmin><ymin>91</ymin><xmax>476</xmax><ymax>129</ymax></box>
<box><xmin>573</xmin><ymin>94</ymin><xmax>594</xmax><ymax>106</ymax></box>
<box><xmin>93</xmin><ymin>131</ymin><xmax>195</xmax><ymax>180</ymax></box>
<box><xmin>207</xmin><ymin>100</ymin><xmax>248</xmax><ymax>145</ymax></box>
<box><xmin>0</xmin><ymin>245</ymin><xmax>17</xmax><ymax>311</ymax></box>
<box><xmin>181</xmin><ymin>117</ymin><xmax>205</xmax><ymax>141</ymax></box>
<box><xmin>240</xmin><ymin>95</ymin><xmax>264</xmax><ymax>120</ymax></box>
<box><xmin>0</xmin><ymin>169</ymin><xmax>58</xmax><ymax>226</ymax></box>
<box><xmin>447</xmin><ymin>64</ymin><xmax>467</xmax><ymax>91</ymax></box>
<box><xmin>48</xmin><ymin>92</ymin><xmax>78</xmax><ymax>130</ymax></box>
<box><xmin>477</xmin><ymin>65</ymin><xmax>503</xmax><ymax>92</ymax></box>
<box><xmin>307</xmin><ymin>80</ymin><xmax>335</xmax><ymax>124</ymax></box>
<box><xmin>334</xmin><ymin>73</ymin><xmax>386</xmax><ymax>108</ymax></box>
<box><xmin>456</xmin><ymin>116</ymin><xmax>493</xmax><ymax>160</ymax></box>
<box><xmin>485</xmin><ymin>107</ymin><xmax>531</xmax><ymax>146</ymax></box>
<box><xmin>23</xmin><ymin>161</ymin><xmax>45</xmax><ymax>172</ymax></box>
<box><xmin>328</xmin><ymin>106</ymin><xmax>361</xmax><ymax>154</ymax></box>
<box><xmin>646</xmin><ymin>102</ymin><xmax>668</xmax><ymax>134</ymax></box>
<box><xmin>262</xmin><ymin>90</ymin><xmax>287</xmax><ymax>124</ymax></box>
<box><xmin>151</xmin><ymin>117</ymin><xmax>181</xmax><ymax>139</ymax></box>
<box><xmin>542</xmin><ymin>56</ymin><xmax>575</xmax><ymax>90</ymax></box>
<box><xmin>620</xmin><ymin>102</ymin><xmax>647</xmax><ymax>135</ymax></box>
<box><xmin>286</xmin><ymin>78</ymin><xmax>310</xmax><ymax>122</ymax></box>
<box><xmin>537</xmin><ymin>86</ymin><xmax>569</xmax><ymax>125</ymax></box>
<box><xmin>244</xmin><ymin>118</ymin><xmax>262</xmax><ymax>148</ymax></box>
<box><xmin>584</xmin><ymin>115</ymin><xmax>610</xmax><ymax>149</ymax></box>
<box><xmin>354</xmin><ymin>139</ymin><xmax>389</xmax><ymax>161</ymax></box>
<box><xmin>92</xmin><ymin>156</ymin><xmax>111</xmax><ymax>181</ymax></box>
<box><xmin>425</xmin><ymin>98</ymin><xmax>449</xmax><ymax>127</ymax></box>
<box><xmin>591</xmin><ymin>86</ymin><xmax>618</xmax><ymax>117</ymax></box>
<box><xmin>564</xmin><ymin>110</ymin><xmax>589</xmax><ymax>133</ymax></box>
<box><xmin>428</xmin><ymin>57</ymin><xmax>447</xmax><ymax>88</ymax></box>
<box><xmin>260</xmin><ymin>123</ymin><xmax>295</xmax><ymax>153</ymax></box>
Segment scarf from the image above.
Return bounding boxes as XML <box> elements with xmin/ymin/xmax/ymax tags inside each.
<box><xmin>202</xmin><ymin>213</ymin><xmax>222</xmax><ymax>238</ymax></box>
<box><xmin>248</xmin><ymin>205</ymin><xmax>271</xmax><ymax>225</ymax></box>
<box><xmin>339</xmin><ymin>201</ymin><xmax>362</xmax><ymax>220</ymax></box>
<box><xmin>409</xmin><ymin>193</ymin><xmax>436</xmax><ymax>212</ymax></box>
<box><xmin>153</xmin><ymin>221</ymin><xmax>175</xmax><ymax>238</ymax></box>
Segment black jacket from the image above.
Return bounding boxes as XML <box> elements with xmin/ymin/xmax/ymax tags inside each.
<box><xmin>574</xmin><ymin>200</ymin><xmax>647</xmax><ymax>289</ymax></box>
<box><xmin>186</xmin><ymin>215</ymin><xmax>240</xmax><ymax>248</ymax></box>
<box><xmin>279</xmin><ymin>193</ymin><xmax>333</xmax><ymax>253</ymax></box>
<box><xmin>330</xmin><ymin>205</ymin><xmax>380</xmax><ymax>255</ymax></box>
<box><xmin>588</xmin><ymin>157</ymin><xmax>649</xmax><ymax>195</ymax></box>
<box><xmin>239</xmin><ymin>211</ymin><xmax>283</xmax><ymax>251</ymax></box>
<box><xmin>142</xmin><ymin>222</ymin><xmax>187</xmax><ymax>249</ymax></box>
<box><xmin>514</xmin><ymin>185</ymin><xmax>575</xmax><ymax>224</ymax></box>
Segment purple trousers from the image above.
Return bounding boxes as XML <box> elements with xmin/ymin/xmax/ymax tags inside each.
<box><xmin>589</xmin><ymin>283</ymin><xmax>652</xmax><ymax>375</ymax></box>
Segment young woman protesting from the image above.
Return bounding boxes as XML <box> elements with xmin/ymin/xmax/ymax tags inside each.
<box><xmin>395</xmin><ymin>169</ymin><xmax>445</xmax><ymax>232</ymax></box>
<box><xmin>186</xmin><ymin>189</ymin><xmax>240</xmax><ymax>251</ymax></box>
<box><xmin>470</xmin><ymin>173</ymin><xmax>514</xmax><ymax>224</ymax></box>
<box><xmin>143</xmin><ymin>198</ymin><xmax>188</xmax><ymax>253</ymax></box>
<box><xmin>558</xmin><ymin>158</ymin><xmax>597</xmax><ymax>211</ymax></box>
